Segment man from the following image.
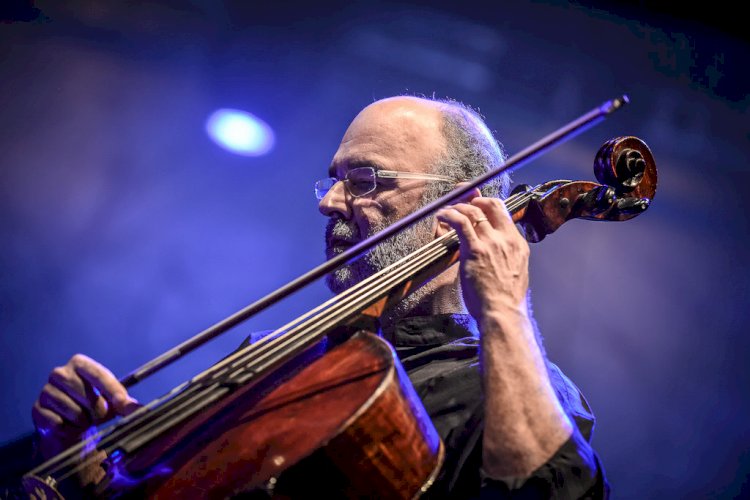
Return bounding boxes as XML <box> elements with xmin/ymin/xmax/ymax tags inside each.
<box><xmin>30</xmin><ymin>96</ymin><xmax>608</xmax><ymax>497</ymax></box>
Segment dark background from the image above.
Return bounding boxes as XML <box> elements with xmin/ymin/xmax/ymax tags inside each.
<box><xmin>1</xmin><ymin>1</ymin><xmax>748</xmax><ymax>497</ymax></box>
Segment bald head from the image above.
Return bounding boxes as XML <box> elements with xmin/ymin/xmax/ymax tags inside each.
<box><xmin>337</xmin><ymin>96</ymin><xmax>448</xmax><ymax>178</ymax></box>
<box><xmin>354</xmin><ymin>96</ymin><xmax>450</xmax><ymax>125</ymax></box>
<box><xmin>354</xmin><ymin>95</ymin><xmax>509</xmax><ymax>201</ymax></box>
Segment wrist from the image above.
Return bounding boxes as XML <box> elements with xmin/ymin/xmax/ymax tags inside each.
<box><xmin>478</xmin><ymin>303</ymin><xmax>533</xmax><ymax>344</ymax></box>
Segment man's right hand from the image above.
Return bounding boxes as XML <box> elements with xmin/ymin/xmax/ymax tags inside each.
<box><xmin>32</xmin><ymin>354</ymin><xmax>140</xmax><ymax>460</ymax></box>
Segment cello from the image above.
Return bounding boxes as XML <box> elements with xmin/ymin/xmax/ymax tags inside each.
<box><xmin>22</xmin><ymin>97</ymin><xmax>657</xmax><ymax>498</ymax></box>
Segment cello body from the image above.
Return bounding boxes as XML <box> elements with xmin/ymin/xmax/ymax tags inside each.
<box><xmin>91</xmin><ymin>332</ymin><xmax>443</xmax><ymax>499</ymax></box>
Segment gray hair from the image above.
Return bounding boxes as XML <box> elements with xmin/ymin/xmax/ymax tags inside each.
<box><xmin>418</xmin><ymin>97</ymin><xmax>549</xmax><ymax>356</ymax></box>
<box><xmin>422</xmin><ymin>98</ymin><xmax>510</xmax><ymax>204</ymax></box>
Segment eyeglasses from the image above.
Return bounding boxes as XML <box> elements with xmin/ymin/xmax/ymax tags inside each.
<box><xmin>314</xmin><ymin>167</ymin><xmax>455</xmax><ymax>200</ymax></box>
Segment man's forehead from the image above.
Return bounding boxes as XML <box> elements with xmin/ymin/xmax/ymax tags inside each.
<box><xmin>349</xmin><ymin>97</ymin><xmax>445</xmax><ymax>132</ymax></box>
<box><xmin>329</xmin><ymin>97</ymin><xmax>445</xmax><ymax>176</ymax></box>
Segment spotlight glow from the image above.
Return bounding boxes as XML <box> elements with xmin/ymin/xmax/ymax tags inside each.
<box><xmin>205</xmin><ymin>108</ymin><xmax>275</xmax><ymax>156</ymax></box>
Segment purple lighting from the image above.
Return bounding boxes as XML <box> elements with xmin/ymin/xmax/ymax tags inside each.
<box><xmin>205</xmin><ymin>108</ymin><xmax>275</xmax><ymax>156</ymax></box>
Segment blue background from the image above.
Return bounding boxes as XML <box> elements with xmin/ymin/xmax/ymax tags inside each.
<box><xmin>1</xmin><ymin>1</ymin><xmax>747</xmax><ymax>497</ymax></box>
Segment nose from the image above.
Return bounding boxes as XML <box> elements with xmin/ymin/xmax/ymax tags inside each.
<box><xmin>318</xmin><ymin>180</ymin><xmax>351</xmax><ymax>219</ymax></box>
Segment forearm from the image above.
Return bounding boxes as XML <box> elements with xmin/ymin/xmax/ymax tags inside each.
<box><xmin>480</xmin><ymin>304</ymin><xmax>573</xmax><ymax>478</ymax></box>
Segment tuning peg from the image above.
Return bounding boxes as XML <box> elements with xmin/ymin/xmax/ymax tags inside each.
<box><xmin>581</xmin><ymin>185</ymin><xmax>616</xmax><ymax>215</ymax></box>
<box><xmin>614</xmin><ymin>197</ymin><xmax>650</xmax><ymax>215</ymax></box>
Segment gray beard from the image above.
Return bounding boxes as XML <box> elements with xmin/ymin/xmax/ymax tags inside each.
<box><xmin>324</xmin><ymin>216</ymin><xmax>434</xmax><ymax>301</ymax></box>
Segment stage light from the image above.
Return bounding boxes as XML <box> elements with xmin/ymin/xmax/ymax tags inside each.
<box><xmin>205</xmin><ymin>108</ymin><xmax>275</xmax><ymax>156</ymax></box>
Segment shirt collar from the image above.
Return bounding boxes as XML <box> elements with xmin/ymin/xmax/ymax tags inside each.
<box><xmin>390</xmin><ymin>313</ymin><xmax>479</xmax><ymax>347</ymax></box>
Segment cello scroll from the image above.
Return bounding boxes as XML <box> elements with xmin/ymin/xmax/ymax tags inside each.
<box><xmin>513</xmin><ymin>136</ymin><xmax>657</xmax><ymax>243</ymax></box>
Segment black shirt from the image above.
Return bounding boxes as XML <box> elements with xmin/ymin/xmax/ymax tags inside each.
<box><xmin>390</xmin><ymin>314</ymin><xmax>609</xmax><ymax>499</ymax></box>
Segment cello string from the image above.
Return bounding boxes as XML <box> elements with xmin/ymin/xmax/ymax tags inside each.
<box><xmin>48</xmin><ymin>190</ymin><xmax>540</xmax><ymax>484</ymax></box>
<box><xmin>50</xmin><ymin>234</ymin><xmax>454</xmax><ymax>484</ymax></box>
<box><xmin>41</xmin><ymin>189</ymin><xmax>537</xmax><ymax>482</ymax></box>
<box><xmin>41</xmin><ymin>189</ymin><xmax>538</xmax><ymax>483</ymax></box>
<box><xmin>30</xmin><ymin>223</ymin><xmax>455</xmax><ymax>478</ymax></box>
<box><xmin>40</xmin><ymin>229</ymin><xmax>457</xmax><ymax>482</ymax></box>
<box><xmin>44</xmin><ymin>189</ymin><xmax>538</xmax><ymax>482</ymax></box>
